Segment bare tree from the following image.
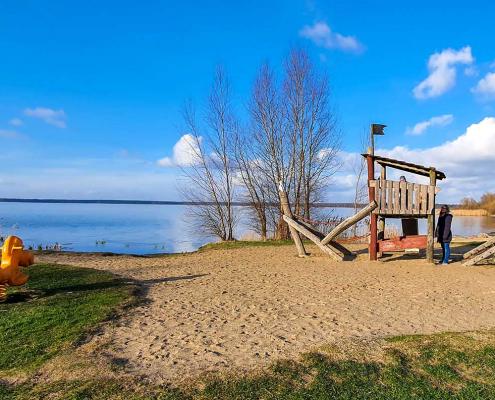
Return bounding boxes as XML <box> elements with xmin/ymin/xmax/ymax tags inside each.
<box><xmin>247</xmin><ymin>63</ymin><xmax>291</xmax><ymax>239</ymax></box>
<box><xmin>283</xmin><ymin>48</ymin><xmax>341</xmax><ymax>220</ymax></box>
<box><xmin>233</xmin><ymin>129</ymin><xmax>269</xmax><ymax>240</ymax></box>
<box><xmin>350</xmin><ymin>131</ymin><xmax>370</xmax><ymax>236</ymax></box>
<box><xmin>238</xmin><ymin>49</ymin><xmax>341</xmax><ymax>239</ymax></box>
<box><xmin>180</xmin><ymin>50</ymin><xmax>341</xmax><ymax>242</ymax></box>
<box><xmin>180</xmin><ymin>67</ymin><xmax>238</xmax><ymax>241</ymax></box>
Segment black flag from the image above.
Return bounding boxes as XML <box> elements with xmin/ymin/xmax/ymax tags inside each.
<box><xmin>371</xmin><ymin>124</ymin><xmax>386</xmax><ymax>135</ymax></box>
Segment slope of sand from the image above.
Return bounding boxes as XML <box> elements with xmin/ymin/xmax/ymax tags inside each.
<box><xmin>39</xmin><ymin>244</ymin><xmax>495</xmax><ymax>383</ymax></box>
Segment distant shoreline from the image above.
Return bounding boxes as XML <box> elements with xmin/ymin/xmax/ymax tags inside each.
<box><xmin>443</xmin><ymin>209</ymin><xmax>490</xmax><ymax>216</ymax></box>
<box><xmin>0</xmin><ymin>198</ymin><xmax>481</xmax><ymax>211</ymax></box>
<box><xmin>0</xmin><ymin>198</ymin><xmax>358</xmax><ymax>208</ymax></box>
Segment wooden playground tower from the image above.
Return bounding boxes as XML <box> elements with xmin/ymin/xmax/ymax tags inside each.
<box><xmin>365</xmin><ymin>124</ymin><xmax>445</xmax><ymax>263</ymax></box>
<box><xmin>281</xmin><ymin>123</ymin><xmax>446</xmax><ymax>263</ymax></box>
<box><xmin>365</xmin><ymin>154</ymin><xmax>445</xmax><ymax>263</ymax></box>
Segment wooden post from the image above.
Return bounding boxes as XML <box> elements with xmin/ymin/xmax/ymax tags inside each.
<box><xmin>377</xmin><ymin>166</ymin><xmax>386</xmax><ymax>256</ymax></box>
<box><xmin>427</xmin><ymin>168</ymin><xmax>437</xmax><ymax>263</ymax></box>
<box><xmin>279</xmin><ymin>183</ymin><xmax>307</xmax><ymax>257</ymax></box>
<box><xmin>370</xmin><ymin>129</ymin><xmax>375</xmax><ymax>156</ymax></box>
<box><xmin>367</xmin><ymin>155</ymin><xmax>378</xmax><ymax>261</ymax></box>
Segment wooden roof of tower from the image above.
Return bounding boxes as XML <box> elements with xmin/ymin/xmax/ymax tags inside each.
<box><xmin>361</xmin><ymin>154</ymin><xmax>446</xmax><ymax>180</ymax></box>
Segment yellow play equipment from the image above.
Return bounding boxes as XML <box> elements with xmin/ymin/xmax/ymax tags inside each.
<box><xmin>0</xmin><ymin>236</ymin><xmax>35</xmax><ymax>302</ymax></box>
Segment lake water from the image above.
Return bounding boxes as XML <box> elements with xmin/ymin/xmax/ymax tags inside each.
<box><xmin>0</xmin><ymin>203</ymin><xmax>494</xmax><ymax>255</ymax></box>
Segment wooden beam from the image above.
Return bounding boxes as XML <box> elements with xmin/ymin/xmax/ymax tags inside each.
<box><xmin>427</xmin><ymin>168</ymin><xmax>437</xmax><ymax>263</ymax></box>
<box><xmin>427</xmin><ymin>185</ymin><xmax>435</xmax><ymax>214</ymax></box>
<box><xmin>296</xmin><ymin>219</ymin><xmax>351</xmax><ymax>258</ymax></box>
<box><xmin>367</xmin><ymin>155</ymin><xmax>378</xmax><ymax>261</ymax></box>
<box><xmin>279</xmin><ymin>185</ymin><xmax>307</xmax><ymax>257</ymax></box>
<box><xmin>462</xmin><ymin>244</ymin><xmax>495</xmax><ymax>267</ymax></box>
<box><xmin>283</xmin><ymin>215</ymin><xmax>343</xmax><ymax>261</ymax></box>
<box><xmin>378</xmin><ymin>167</ymin><xmax>386</xmax><ymax>246</ymax></box>
<box><xmin>393</xmin><ymin>181</ymin><xmax>399</xmax><ymax>214</ymax></box>
<box><xmin>399</xmin><ymin>181</ymin><xmax>407</xmax><ymax>214</ymax></box>
<box><xmin>413</xmin><ymin>183</ymin><xmax>420</xmax><ymax>214</ymax></box>
<box><xmin>387</xmin><ymin>180</ymin><xmax>393</xmax><ymax>214</ymax></box>
<box><xmin>321</xmin><ymin>201</ymin><xmax>377</xmax><ymax>245</ymax></box>
<box><xmin>463</xmin><ymin>236</ymin><xmax>495</xmax><ymax>259</ymax></box>
<box><xmin>420</xmin><ymin>185</ymin><xmax>428</xmax><ymax>214</ymax></box>
<box><xmin>360</xmin><ymin>154</ymin><xmax>446</xmax><ymax>180</ymax></box>
<box><xmin>378</xmin><ymin>235</ymin><xmax>427</xmax><ymax>252</ymax></box>
<box><xmin>406</xmin><ymin>183</ymin><xmax>414</xmax><ymax>214</ymax></box>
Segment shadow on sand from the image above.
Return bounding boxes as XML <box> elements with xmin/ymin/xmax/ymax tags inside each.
<box><xmin>3</xmin><ymin>273</ymin><xmax>209</xmax><ymax>305</ymax></box>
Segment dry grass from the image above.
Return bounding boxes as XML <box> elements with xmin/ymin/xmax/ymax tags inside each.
<box><xmin>449</xmin><ymin>209</ymin><xmax>490</xmax><ymax>216</ymax></box>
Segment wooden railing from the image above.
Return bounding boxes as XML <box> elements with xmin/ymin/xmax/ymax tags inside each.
<box><xmin>369</xmin><ymin>179</ymin><xmax>435</xmax><ymax>216</ymax></box>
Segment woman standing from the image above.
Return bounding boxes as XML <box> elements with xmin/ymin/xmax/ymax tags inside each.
<box><xmin>436</xmin><ymin>205</ymin><xmax>453</xmax><ymax>264</ymax></box>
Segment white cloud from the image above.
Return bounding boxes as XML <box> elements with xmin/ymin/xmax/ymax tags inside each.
<box><xmin>9</xmin><ymin>118</ymin><xmax>23</xmax><ymax>127</ymax></box>
<box><xmin>334</xmin><ymin>117</ymin><xmax>495</xmax><ymax>202</ymax></box>
<box><xmin>471</xmin><ymin>72</ymin><xmax>495</xmax><ymax>98</ymax></box>
<box><xmin>157</xmin><ymin>134</ymin><xmax>202</xmax><ymax>167</ymax></box>
<box><xmin>381</xmin><ymin>117</ymin><xmax>495</xmax><ymax>200</ymax></box>
<box><xmin>382</xmin><ymin>117</ymin><xmax>495</xmax><ymax>169</ymax></box>
<box><xmin>299</xmin><ymin>21</ymin><xmax>363</xmax><ymax>53</ymax></box>
<box><xmin>413</xmin><ymin>47</ymin><xmax>474</xmax><ymax>99</ymax></box>
<box><xmin>24</xmin><ymin>107</ymin><xmax>67</xmax><ymax>128</ymax></box>
<box><xmin>406</xmin><ymin>114</ymin><xmax>454</xmax><ymax>135</ymax></box>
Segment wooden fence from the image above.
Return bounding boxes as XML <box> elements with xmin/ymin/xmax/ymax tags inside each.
<box><xmin>369</xmin><ymin>179</ymin><xmax>435</xmax><ymax>216</ymax></box>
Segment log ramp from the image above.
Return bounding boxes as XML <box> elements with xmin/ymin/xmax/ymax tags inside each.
<box><xmin>462</xmin><ymin>236</ymin><xmax>495</xmax><ymax>266</ymax></box>
<box><xmin>279</xmin><ymin>184</ymin><xmax>377</xmax><ymax>261</ymax></box>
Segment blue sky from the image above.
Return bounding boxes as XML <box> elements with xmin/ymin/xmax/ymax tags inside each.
<box><xmin>1</xmin><ymin>0</ymin><xmax>494</xmax><ymax>201</ymax></box>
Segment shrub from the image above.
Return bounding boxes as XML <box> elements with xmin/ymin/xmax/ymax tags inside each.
<box><xmin>460</xmin><ymin>197</ymin><xmax>480</xmax><ymax>209</ymax></box>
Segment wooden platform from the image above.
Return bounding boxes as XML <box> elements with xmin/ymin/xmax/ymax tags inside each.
<box><xmin>378</xmin><ymin>235</ymin><xmax>427</xmax><ymax>252</ymax></box>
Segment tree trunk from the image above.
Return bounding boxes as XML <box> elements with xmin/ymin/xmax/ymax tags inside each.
<box><xmin>276</xmin><ymin>214</ymin><xmax>290</xmax><ymax>240</ymax></box>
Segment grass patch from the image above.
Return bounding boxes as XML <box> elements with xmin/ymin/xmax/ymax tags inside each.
<box><xmin>5</xmin><ymin>330</ymin><xmax>495</xmax><ymax>399</ymax></box>
<box><xmin>0</xmin><ymin>263</ymin><xmax>135</xmax><ymax>376</ymax></box>
<box><xmin>198</xmin><ymin>239</ymin><xmax>294</xmax><ymax>252</ymax></box>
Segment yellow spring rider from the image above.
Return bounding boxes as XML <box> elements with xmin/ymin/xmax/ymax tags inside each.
<box><xmin>0</xmin><ymin>236</ymin><xmax>35</xmax><ymax>302</ymax></box>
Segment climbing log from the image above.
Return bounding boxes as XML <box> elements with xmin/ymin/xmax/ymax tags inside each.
<box><xmin>321</xmin><ymin>201</ymin><xmax>378</xmax><ymax>246</ymax></box>
<box><xmin>296</xmin><ymin>219</ymin><xmax>347</xmax><ymax>258</ymax></box>
<box><xmin>463</xmin><ymin>236</ymin><xmax>495</xmax><ymax>259</ymax></box>
<box><xmin>462</xmin><ymin>245</ymin><xmax>495</xmax><ymax>267</ymax></box>
<box><xmin>279</xmin><ymin>184</ymin><xmax>307</xmax><ymax>257</ymax></box>
<box><xmin>283</xmin><ymin>215</ymin><xmax>343</xmax><ymax>261</ymax></box>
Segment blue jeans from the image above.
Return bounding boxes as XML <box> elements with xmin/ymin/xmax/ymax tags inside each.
<box><xmin>441</xmin><ymin>242</ymin><xmax>450</xmax><ymax>264</ymax></box>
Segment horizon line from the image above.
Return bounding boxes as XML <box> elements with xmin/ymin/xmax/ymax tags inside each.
<box><xmin>0</xmin><ymin>197</ymin><xmax>357</xmax><ymax>207</ymax></box>
<box><xmin>0</xmin><ymin>198</ymin><xmax>461</xmax><ymax>208</ymax></box>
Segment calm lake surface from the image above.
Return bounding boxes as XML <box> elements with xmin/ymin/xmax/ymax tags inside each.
<box><xmin>0</xmin><ymin>203</ymin><xmax>494</xmax><ymax>255</ymax></box>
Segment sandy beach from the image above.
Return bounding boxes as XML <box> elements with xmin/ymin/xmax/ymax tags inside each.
<box><xmin>39</xmin><ymin>242</ymin><xmax>495</xmax><ymax>383</ymax></box>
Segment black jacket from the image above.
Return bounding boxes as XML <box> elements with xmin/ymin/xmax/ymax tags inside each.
<box><xmin>436</xmin><ymin>213</ymin><xmax>453</xmax><ymax>243</ymax></box>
